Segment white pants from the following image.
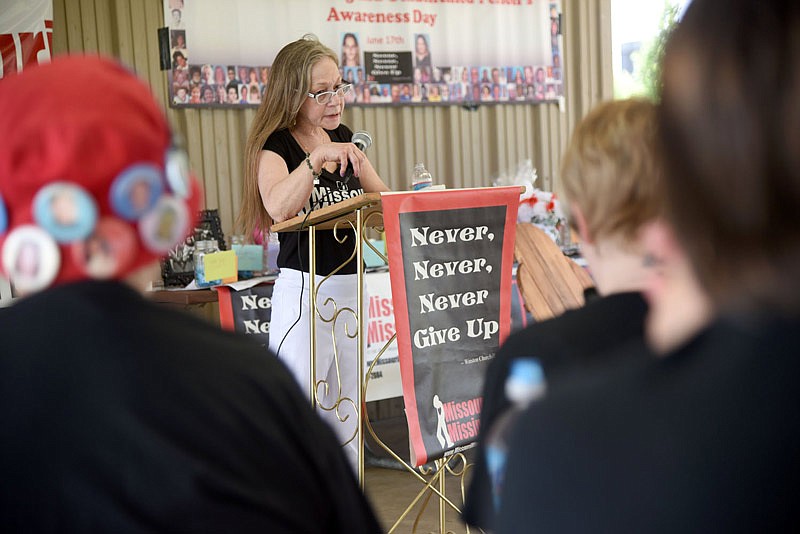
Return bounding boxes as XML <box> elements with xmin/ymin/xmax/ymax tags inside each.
<box><xmin>269</xmin><ymin>268</ymin><xmax>364</xmax><ymax>469</ymax></box>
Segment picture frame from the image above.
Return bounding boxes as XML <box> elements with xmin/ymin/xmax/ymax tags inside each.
<box><xmin>160</xmin><ymin>208</ymin><xmax>227</xmax><ymax>287</ymax></box>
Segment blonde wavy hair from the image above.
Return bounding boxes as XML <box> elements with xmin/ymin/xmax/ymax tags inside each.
<box><xmin>560</xmin><ymin>98</ymin><xmax>662</xmax><ymax>245</ymax></box>
<box><xmin>236</xmin><ymin>34</ymin><xmax>338</xmax><ymax>240</ymax></box>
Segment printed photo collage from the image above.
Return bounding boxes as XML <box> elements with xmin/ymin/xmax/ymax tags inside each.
<box><xmin>166</xmin><ymin>1</ymin><xmax>563</xmax><ymax>108</ymax></box>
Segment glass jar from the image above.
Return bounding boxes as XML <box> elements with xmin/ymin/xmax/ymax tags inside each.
<box><xmin>194</xmin><ymin>239</ymin><xmax>221</xmax><ymax>288</ymax></box>
<box><xmin>231</xmin><ymin>234</ymin><xmax>253</xmax><ymax>280</ymax></box>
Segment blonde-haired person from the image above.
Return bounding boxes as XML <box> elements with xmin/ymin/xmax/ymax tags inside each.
<box><xmin>463</xmin><ymin>98</ymin><xmax>661</xmax><ymax>531</ymax></box>
<box><xmin>236</xmin><ymin>34</ymin><xmax>390</xmax><ymax>468</ymax></box>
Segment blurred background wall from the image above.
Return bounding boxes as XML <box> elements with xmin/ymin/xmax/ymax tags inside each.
<box><xmin>52</xmin><ymin>0</ymin><xmax>612</xmax><ymax>238</ymax></box>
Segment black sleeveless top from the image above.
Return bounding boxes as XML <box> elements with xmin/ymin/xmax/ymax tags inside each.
<box><xmin>263</xmin><ymin>125</ymin><xmax>365</xmax><ymax>275</ymax></box>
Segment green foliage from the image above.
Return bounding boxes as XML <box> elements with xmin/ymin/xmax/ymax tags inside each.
<box><xmin>614</xmin><ymin>0</ymin><xmax>681</xmax><ymax>101</ymax></box>
<box><xmin>638</xmin><ymin>1</ymin><xmax>680</xmax><ymax>101</ymax></box>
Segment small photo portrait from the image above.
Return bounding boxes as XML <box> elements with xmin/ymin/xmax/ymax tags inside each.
<box><xmin>509</xmin><ymin>66</ymin><xmax>525</xmax><ymax>86</ymax></box>
<box><xmin>399</xmin><ymin>83</ymin><xmax>412</xmax><ymax>102</ymax></box>
<box><xmin>201</xmin><ymin>84</ymin><xmax>216</xmax><ymax>104</ymax></box>
<box><xmin>490</xmin><ymin>66</ymin><xmax>505</xmax><ymax>85</ymax></box>
<box><xmin>545</xmin><ymin>84</ymin><xmax>557</xmax><ymax>99</ymax></box>
<box><xmin>411</xmin><ymin>83</ymin><xmax>422</xmax><ymax>102</ymax></box>
<box><xmin>535</xmin><ymin>83</ymin><xmax>545</xmax><ymax>100</ymax></box>
<box><xmin>553</xmin><ymin>53</ymin><xmax>561</xmax><ymax>69</ymax></box>
<box><xmin>343</xmin><ymin>66</ymin><xmax>358</xmax><ymax>85</ymax></box>
<box><xmin>358</xmin><ymin>83</ymin><xmax>371</xmax><ymax>103</ymax></box>
<box><xmin>480</xmin><ymin>67</ymin><xmax>491</xmax><ymax>84</ymax></box>
<box><xmin>188</xmin><ymin>65</ymin><xmax>202</xmax><ymax>87</ymax></box>
<box><xmin>139</xmin><ymin>196</ymin><xmax>189</xmax><ymax>254</ymax></box>
<box><xmin>246</xmin><ymin>67</ymin><xmax>259</xmax><ymax>86</ymax></box>
<box><xmin>469</xmin><ymin>66</ymin><xmax>480</xmax><ymax>85</ymax></box>
<box><xmin>169</xmin><ymin>8</ymin><xmax>182</xmax><ymax>29</ymax></box>
<box><xmin>1</xmin><ymin>225</ymin><xmax>60</xmax><ymax>295</ymax></box>
<box><xmin>33</xmin><ymin>183</ymin><xmax>97</xmax><ymax>243</ymax></box>
<box><xmin>170</xmin><ymin>30</ymin><xmax>186</xmax><ymax>52</ymax></box>
<box><xmin>201</xmin><ymin>64</ymin><xmax>214</xmax><ymax>85</ymax></box>
<box><xmin>213</xmin><ymin>85</ymin><xmax>225</xmax><ymax>104</ymax></box>
<box><xmin>427</xmin><ymin>83</ymin><xmax>443</xmax><ymax>102</ymax></box>
<box><xmin>225</xmin><ymin>83</ymin><xmax>239</xmax><ymax>104</ymax></box>
<box><xmin>247</xmin><ymin>83</ymin><xmax>261</xmax><ymax>104</ymax></box>
<box><xmin>440</xmin><ymin>67</ymin><xmax>451</xmax><ymax>84</ymax></box>
<box><xmin>213</xmin><ymin>64</ymin><xmax>226</xmax><ymax>86</ymax></box>
<box><xmin>470</xmin><ymin>83</ymin><xmax>481</xmax><ymax>102</ymax></box>
<box><xmin>172</xmin><ymin>67</ymin><xmax>189</xmax><ymax>89</ymax></box>
<box><xmin>0</xmin><ymin>193</ymin><xmax>7</xmax><ymax>234</ymax></box>
<box><xmin>431</xmin><ymin>66</ymin><xmax>443</xmax><ymax>83</ymax></box>
<box><xmin>189</xmin><ymin>85</ymin><xmax>201</xmax><ymax>104</ymax></box>
<box><xmin>259</xmin><ymin>66</ymin><xmax>270</xmax><ymax>87</ymax></box>
<box><xmin>390</xmin><ymin>84</ymin><xmax>401</xmax><ymax>103</ymax></box>
<box><xmin>237</xmin><ymin>66</ymin><xmax>249</xmax><ymax>86</ymax></box>
<box><xmin>536</xmin><ymin>66</ymin><xmax>547</xmax><ymax>85</ymax></box>
<box><xmin>440</xmin><ymin>82</ymin><xmax>450</xmax><ymax>102</ymax></box>
<box><xmin>238</xmin><ymin>84</ymin><xmax>249</xmax><ymax>104</ymax></box>
<box><xmin>172</xmin><ymin>50</ymin><xmax>187</xmax><ymax>71</ymax></box>
<box><xmin>110</xmin><ymin>164</ymin><xmax>164</xmax><ymax>221</ymax></box>
<box><xmin>480</xmin><ymin>83</ymin><xmax>492</xmax><ymax>102</ymax></box>
<box><xmin>226</xmin><ymin>65</ymin><xmax>240</xmax><ymax>85</ymax></box>
<box><xmin>72</xmin><ymin>218</ymin><xmax>137</xmax><ymax>280</ymax></box>
<box><xmin>173</xmin><ymin>86</ymin><xmax>189</xmax><ymax>104</ymax></box>
<box><xmin>524</xmin><ymin>65</ymin><xmax>535</xmax><ymax>85</ymax></box>
<box><xmin>414</xmin><ymin>34</ymin><xmax>431</xmax><ymax>67</ymax></box>
<box><xmin>341</xmin><ymin>32</ymin><xmax>361</xmax><ymax>68</ymax></box>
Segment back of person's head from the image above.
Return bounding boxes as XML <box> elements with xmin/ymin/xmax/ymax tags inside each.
<box><xmin>0</xmin><ymin>56</ymin><xmax>201</xmax><ymax>295</ymax></box>
<box><xmin>561</xmin><ymin>98</ymin><xmax>661</xmax><ymax>246</ymax></box>
<box><xmin>239</xmin><ymin>34</ymin><xmax>337</xmax><ymax>239</ymax></box>
<box><xmin>658</xmin><ymin>0</ymin><xmax>800</xmax><ymax>314</ymax></box>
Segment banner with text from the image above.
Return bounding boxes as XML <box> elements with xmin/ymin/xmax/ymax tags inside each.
<box><xmin>0</xmin><ymin>0</ymin><xmax>53</xmax><ymax>79</ymax></box>
<box><xmin>218</xmin><ymin>274</ymin><xmax>403</xmax><ymax>402</ymax></box>
<box><xmin>163</xmin><ymin>0</ymin><xmax>563</xmax><ymax>108</ymax></box>
<box><xmin>382</xmin><ymin>186</ymin><xmax>519</xmax><ymax>466</ymax></box>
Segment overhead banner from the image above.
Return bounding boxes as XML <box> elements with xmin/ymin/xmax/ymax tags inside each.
<box><xmin>163</xmin><ymin>0</ymin><xmax>563</xmax><ymax>108</ymax></box>
<box><xmin>0</xmin><ymin>0</ymin><xmax>53</xmax><ymax>79</ymax></box>
<box><xmin>382</xmin><ymin>187</ymin><xmax>519</xmax><ymax>466</ymax></box>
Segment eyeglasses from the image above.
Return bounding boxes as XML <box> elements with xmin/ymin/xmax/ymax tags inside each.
<box><xmin>307</xmin><ymin>84</ymin><xmax>352</xmax><ymax>105</ymax></box>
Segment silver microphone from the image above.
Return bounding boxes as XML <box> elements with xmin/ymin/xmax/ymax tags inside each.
<box><xmin>351</xmin><ymin>130</ymin><xmax>372</xmax><ymax>151</ymax></box>
<box><xmin>342</xmin><ymin>131</ymin><xmax>372</xmax><ymax>183</ymax></box>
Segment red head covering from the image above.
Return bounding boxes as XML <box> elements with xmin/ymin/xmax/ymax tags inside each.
<box><xmin>0</xmin><ymin>55</ymin><xmax>202</xmax><ymax>293</ymax></box>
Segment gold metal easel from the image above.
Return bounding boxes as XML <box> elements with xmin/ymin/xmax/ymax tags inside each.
<box><xmin>272</xmin><ymin>193</ymin><xmax>480</xmax><ymax>532</ymax></box>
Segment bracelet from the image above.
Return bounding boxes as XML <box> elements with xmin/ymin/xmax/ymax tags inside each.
<box><xmin>304</xmin><ymin>153</ymin><xmax>321</xmax><ymax>181</ymax></box>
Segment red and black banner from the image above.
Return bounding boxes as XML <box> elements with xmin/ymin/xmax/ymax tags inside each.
<box><xmin>382</xmin><ymin>187</ymin><xmax>519</xmax><ymax>466</ymax></box>
<box><xmin>217</xmin><ymin>282</ymin><xmax>275</xmax><ymax>348</ymax></box>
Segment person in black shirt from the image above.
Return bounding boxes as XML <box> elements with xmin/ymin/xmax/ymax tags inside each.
<box><xmin>463</xmin><ymin>98</ymin><xmax>663</xmax><ymax>530</ymax></box>
<box><xmin>236</xmin><ymin>34</ymin><xmax>390</xmax><ymax>468</ymax></box>
<box><xmin>496</xmin><ymin>1</ymin><xmax>800</xmax><ymax>531</ymax></box>
<box><xmin>0</xmin><ymin>55</ymin><xmax>381</xmax><ymax>533</ymax></box>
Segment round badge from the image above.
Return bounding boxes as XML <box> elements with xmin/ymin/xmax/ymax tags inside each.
<box><xmin>71</xmin><ymin>218</ymin><xmax>138</xmax><ymax>280</ymax></box>
<box><xmin>0</xmin><ymin>192</ymin><xmax>7</xmax><ymax>234</ymax></box>
<box><xmin>138</xmin><ymin>195</ymin><xmax>190</xmax><ymax>253</ymax></box>
<box><xmin>32</xmin><ymin>182</ymin><xmax>97</xmax><ymax>243</ymax></box>
<box><xmin>109</xmin><ymin>164</ymin><xmax>164</xmax><ymax>221</ymax></box>
<box><xmin>1</xmin><ymin>225</ymin><xmax>61</xmax><ymax>295</ymax></box>
<box><xmin>164</xmin><ymin>147</ymin><xmax>191</xmax><ymax>199</ymax></box>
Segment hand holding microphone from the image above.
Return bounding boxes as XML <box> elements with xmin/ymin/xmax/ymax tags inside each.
<box><xmin>306</xmin><ymin>131</ymin><xmax>372</xmax><ymax>184</ymax></box>
<box><xmin>341</xmin><ymin>131</ymin><xmax>372</xmax><ymax>183</ymax></box>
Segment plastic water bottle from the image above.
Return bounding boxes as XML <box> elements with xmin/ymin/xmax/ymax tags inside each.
<box><xmin>411</xmin><ymin>162</ymin><xmax>433</xmax><ymax>190</ymax></box>
<box><xmin>485</xmin><ymin>358</ymin><xmax>547</xmax><ymax>511</ymax></box>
